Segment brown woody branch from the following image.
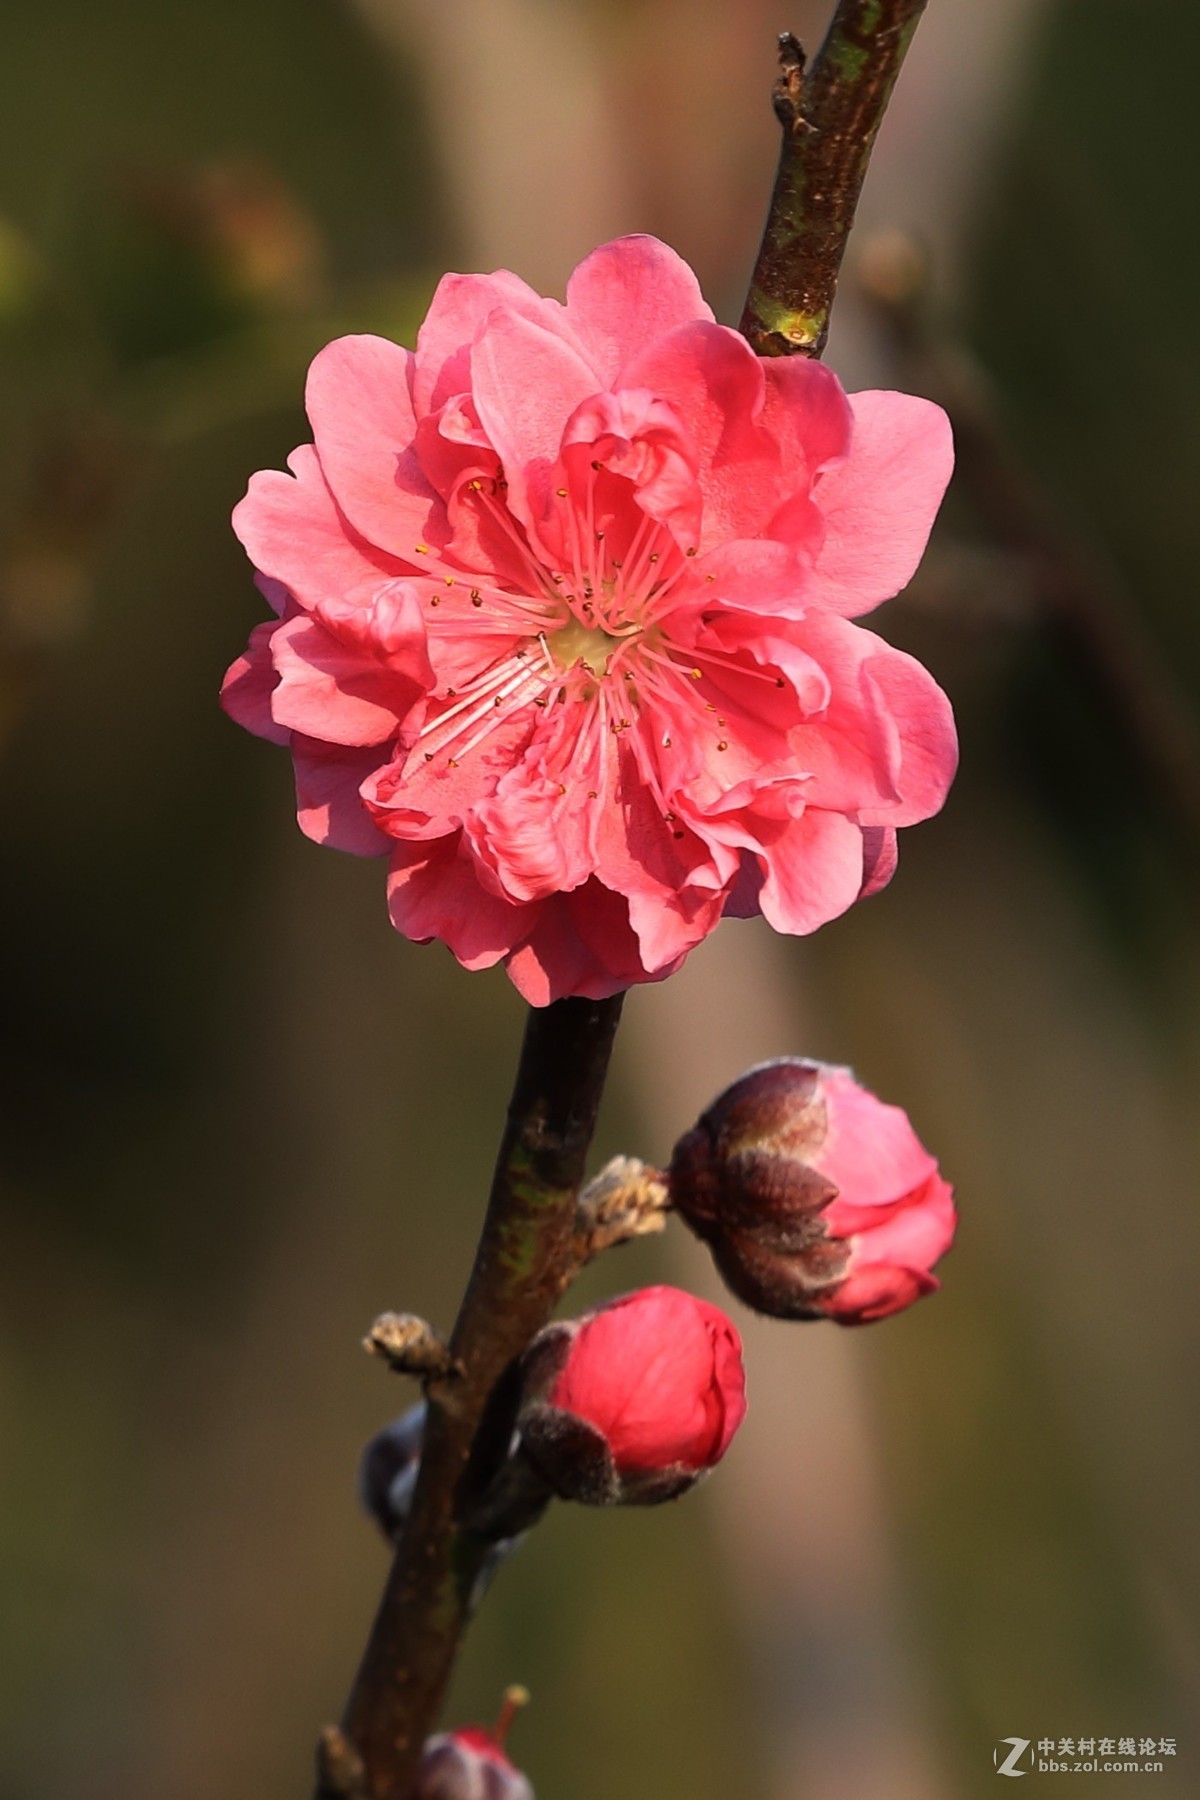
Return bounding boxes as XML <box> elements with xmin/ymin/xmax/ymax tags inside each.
<box><xmin>740</xmin><ymin>2</ymin><xmax>930</xmax><ymax>359</ymax></box>
<box><xmin>326</xmin><ymin>995</ymin><xmax>624</xmax><ymax>1800</ymax></box>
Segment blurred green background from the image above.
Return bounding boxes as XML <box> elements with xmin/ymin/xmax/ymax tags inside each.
<box><xmin>1</xmin><ymin>2</ymin><xmax>1197</xmax><ymax>1796</ymax></box>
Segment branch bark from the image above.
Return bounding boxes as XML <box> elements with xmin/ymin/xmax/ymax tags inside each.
<box><xmin>329</xmin><ymin>994</ymin><xmax>625</xmax><ymax>1800</ymax></box>
<box><xmin>740</xmin><ymin>1</ymin><xmax>930</xmax><ymax>359</ymax></box>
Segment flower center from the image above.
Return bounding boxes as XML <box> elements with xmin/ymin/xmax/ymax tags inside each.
<box><xmin>551</xmin><ymin>617</ymin><xmax>624</xmax><ymax>673</ymax></box>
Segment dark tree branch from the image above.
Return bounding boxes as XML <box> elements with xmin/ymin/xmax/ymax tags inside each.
<box><xmin>740</xmin><ymin>2</ymin><xmax>930</xmax><ymax>359</ymax></box>
<box><xmin>329</xmin><ymin>994</ymin><xmax>625</xmax><ymax>1800</ymax></box>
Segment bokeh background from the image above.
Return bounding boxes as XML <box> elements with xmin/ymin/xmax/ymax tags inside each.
<box><xmin>2</xmin><ymin>2</ymin><xmax>1198</xmax><ymax>1796</ymax></box>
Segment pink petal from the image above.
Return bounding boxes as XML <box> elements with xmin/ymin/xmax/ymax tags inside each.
<box><xmin>413</xmin><ymin>268</ymin><xmax>581</xmax><ymax>414</ymax></box>
<box><xmin>807</xmin><ymin>390</ymin><xmax>953</xmax><ymax>616</ymax></box>
<box><xmin>558</xmin><ymin>389</ymin><xmax>703</xmax><ymax>548</ymax></box>
<box><xmin>254</xmin><ymin>572</ymin><xmax>289</xmax><ymax>615</ymax></box>
<box><xmin>759</xmin><ymin>354</ymin><xmax>853</xmax><ymax>483</ymax></box>
<box><xmin>621</xmin><ymin>321</ymin><xmax>780</xmax><ymax>550</ymax></box>
<box><xmin>860</xmin><ymin>825</ymin><xmax>898</xmax><ymax>897</ymax></box>
<box><xmin>463</xmin><ymin>769</ymin><xmax>594</xmax><ymax>904</ymax></box>
<box><xmin>221</xmin><ymin>620</ymin><xmax>289</xmax><ymax>745</ymax></box>
<box><xmin>857</xmin><ymin>643</ymin><xmax>958</xmax><ymax>827</ymax></box>
<box><xmin>787</xmin><ymin>610</ymin><xmax>957</xmax><ymax>826</ymax></box>
<box><xmin>756</xmin><ymin>807</ymin><xmax>866</xmax><ymax>936</ymax></box>
<box><xmin>269</xmin><ymin>614</ymin><xmax>413</xmax><ymax>746</ymax></box>
<box><xmin>469</xmin><ymin>308</ymin><xmax>602</xmax><ymax>552</ymax></box>
<box><xmin>387</xmin><ymin>835</ymin><xmax>536</xmax><ymax>970</ymax></box>
<box><xmin>703</xmin><ymin>1308</ymin><xmax>750</xmax><ymax>1459</ymax></box>
<box><xmin>305</xmin><ymin>335</ymin><xmax>439</xmax><ymax>559</ymax></box>
<box><xmin>814</xmin><ymin>1066</ymin><xmax>940</xmax><ymax>1210</ymax></box>
<box><xmin>831</xmin><ymin>1173</ymin><xmax>957</xmax><ymax>1267</ymax></box>
<box><xmin>233</xmin><ymin>445</ymin><xmax>409</xmax><ymax>614</ymax></box>
<box><xmin>365</xmin><ymin>706</ymin><xmax>540</xmax><ymax>843</ymax></box>
<box><xmin>692</xmin><ymin>539</ymin><xmax>815</xmax><ymax>617</ymax></box>
<box><xmin>594</xmin><ymin>744</ymin><xmax>736</xmax><ymax>963</ymax></box>
<box><xmin>292</xmin><ymin>737</ymin><xmax>391</xmax><ymax>857</ymax></box>
<box><xmin>553</xmin><ymin>1287</ymin><xmax>745</xmax><ymax>1472</ymax></box>
<box><xmin>505</xmin><ymin>881</ymin><xmax>653</xmax><ymax>1006</ymax></box>
<box><xmin>565</xmin><ymin>235</ymin><xmax>714</xmax><ymax>386</ymax></box>
<box><xmin>822</xmin><ymin>1263</ymin><xmax>939</xmax><ymax>1324</ymax></box>
<box><xmin>624</xmin><ymin>879</ymin><xmax>724</xmax><ymax>976</ymax></box>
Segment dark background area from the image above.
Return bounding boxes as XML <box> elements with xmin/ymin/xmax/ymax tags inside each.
<box><xmin>0</xmin><ymin>3</ymin><xmax>1196</xmax><ymax>1796</ymax></box>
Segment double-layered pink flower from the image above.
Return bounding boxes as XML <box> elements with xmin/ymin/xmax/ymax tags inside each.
<box><xmin>223</xmin><ymin>236</ymin><xmax>956</xmax><ymax>1003</ymax></box>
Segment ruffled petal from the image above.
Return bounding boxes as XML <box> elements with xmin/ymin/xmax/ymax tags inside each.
<box><xmin>414</xmin><ymin>268</ymin><xmax>582</xmax><ymax>413</ymax></box>
<box><xmin>387</xmin><ymin>834</ymin><xmax>537</xmax><ymax>969</ymax></box>
<box><xmin>807</xmin><ymin>390</ymin><xmax>953</xmax><ymax>616</ymax></box>
<box><xmin>233</xmin><ymin>445</ymin><xmax>410</xmax><ymax>615</ymax></box>
<box><xmin>787</xmin><ymin>610</ymin><xmax>957</xmax><ymax>825</ymax></box>
<box><xmin>292</xmin><ymin>737</ymin><xmax>391</xmax><ymax>856</ymax></box>
<box><xmin>305</xmin><ymin>335</ymin><xmax>439</xmax><ymax>559</ymax></box>
<box><xmin>470</xmin><ymin>308</ymin><xmax>603</xmax><ymax>555</ymax></box>
<box><xmin>756</xmin><ymin>807</ymin><xmax>866</xmax><ymax>936</ymax></box>
<box><xmin>463</xmin><ymin>765</ymin><xmax>594</xmax><ymax>904</ymax></box>
<box><xmin>759</xmin><ymin>353</ymin><xmax>853</xmax><ymax>479</ymax></box>
<box><xmin>505</xmin><ymin>881</ymin><xmax>657</xmax><ymax>1005</ymax></box>
<box><xmin>621</xmin><ymin>321</ymin><xmax>781</xmax><ymax>550</ymax></box>
<box><xmin>566</xmin><ymin>235</ymin><xmax>714</xmax><ymax>386</ymax></box>
<box><xmin>221</xmin><ymin>619</ymin><xmax>289</xmax><ymax>745</ymax></box>
<box><xmin>268</xmin><ymin>614</ymin><xmax>416</xmax><ymax>747</ymax></box>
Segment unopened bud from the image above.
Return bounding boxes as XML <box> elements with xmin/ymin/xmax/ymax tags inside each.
<box><xmin>416</xmin><ymin>1691</ymin><xmax>533</xmax><ymax>1800</ymax></box>
<box><xmin>517</xmin><ymin>1285</ymin><xmax>746</xmax><ymax>1505</ymax></box>
<box><xmin>668</xmin><ymin>1059</ymin><xmax>956</xmax><ymax>1324</ymax></box>
<box><xmin>358</xmin><ymin>1401</ymin><xmax>426</xmax><ymax>1542</ymax></box>
<box><xmin>360</xmin><ymin>1404</ymin><xmax>528</xmax><ymax>1608</ymax></box>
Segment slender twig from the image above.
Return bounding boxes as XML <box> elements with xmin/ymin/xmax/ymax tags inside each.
<box><xmin>330</xmin><ymin>995</ymin><xmax>625</xmax><ymax>1800</ymax></box>
<box><xmin>740</xmin><ymin>2</ymin><xmax>930</xmax><ymax>358</ymax></box>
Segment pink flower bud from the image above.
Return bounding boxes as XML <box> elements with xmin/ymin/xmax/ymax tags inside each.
<box><xmin>415</xmin><ymin>1727</ymin><xmax>533</xmax><ymax>1800</ymax></box>
<box><xmin>517</xmin><ymin>1286</ymin><xmax>747</xmax><ymax>1504</ymax></box>
<box><xmin>668</xmin><ymin>1059</ymin><xmax>956</xmax><ymax>1325</ymax></box>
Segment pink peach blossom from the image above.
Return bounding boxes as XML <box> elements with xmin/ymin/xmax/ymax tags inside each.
<box><xmin>668</xmin><ymin>1057</ymin><xmax>957</xmax><ymax>1324</ymax></box>
<box><xmin>222</xmin><ymin>236</ymin><xmax>956</xmax><ymax>1003</ymax></box>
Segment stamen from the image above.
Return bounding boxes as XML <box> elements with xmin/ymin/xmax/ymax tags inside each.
<box><xmin>417</xmin><ymin>650</ymin><xmax>540</xmax><ymax>747</ymax></box>
<box><xmin>449</xmin><ymin>665</ymin><xmax>554</xmax><ymax>761</ymax></box>
<box><xmin>684</xmin><ymin>645</ymin><xmax>791</xmax><ymax>687</ymax></box>
<box><xmin>471</xmin><ymin>481</ymin><xmax>562</xmax><ymax>602</ymax></box>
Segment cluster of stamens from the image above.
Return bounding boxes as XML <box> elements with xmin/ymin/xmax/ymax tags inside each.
<box><xmin>404</xmin><ymin>470</ymin><xmax>785</xmax><ymax>812</ymax></box>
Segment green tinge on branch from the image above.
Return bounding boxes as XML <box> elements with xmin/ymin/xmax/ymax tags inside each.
<box><xmin>740</xmin><ymin>1</ymin><xmax>930</xmax><ymax>362</ymax></box>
